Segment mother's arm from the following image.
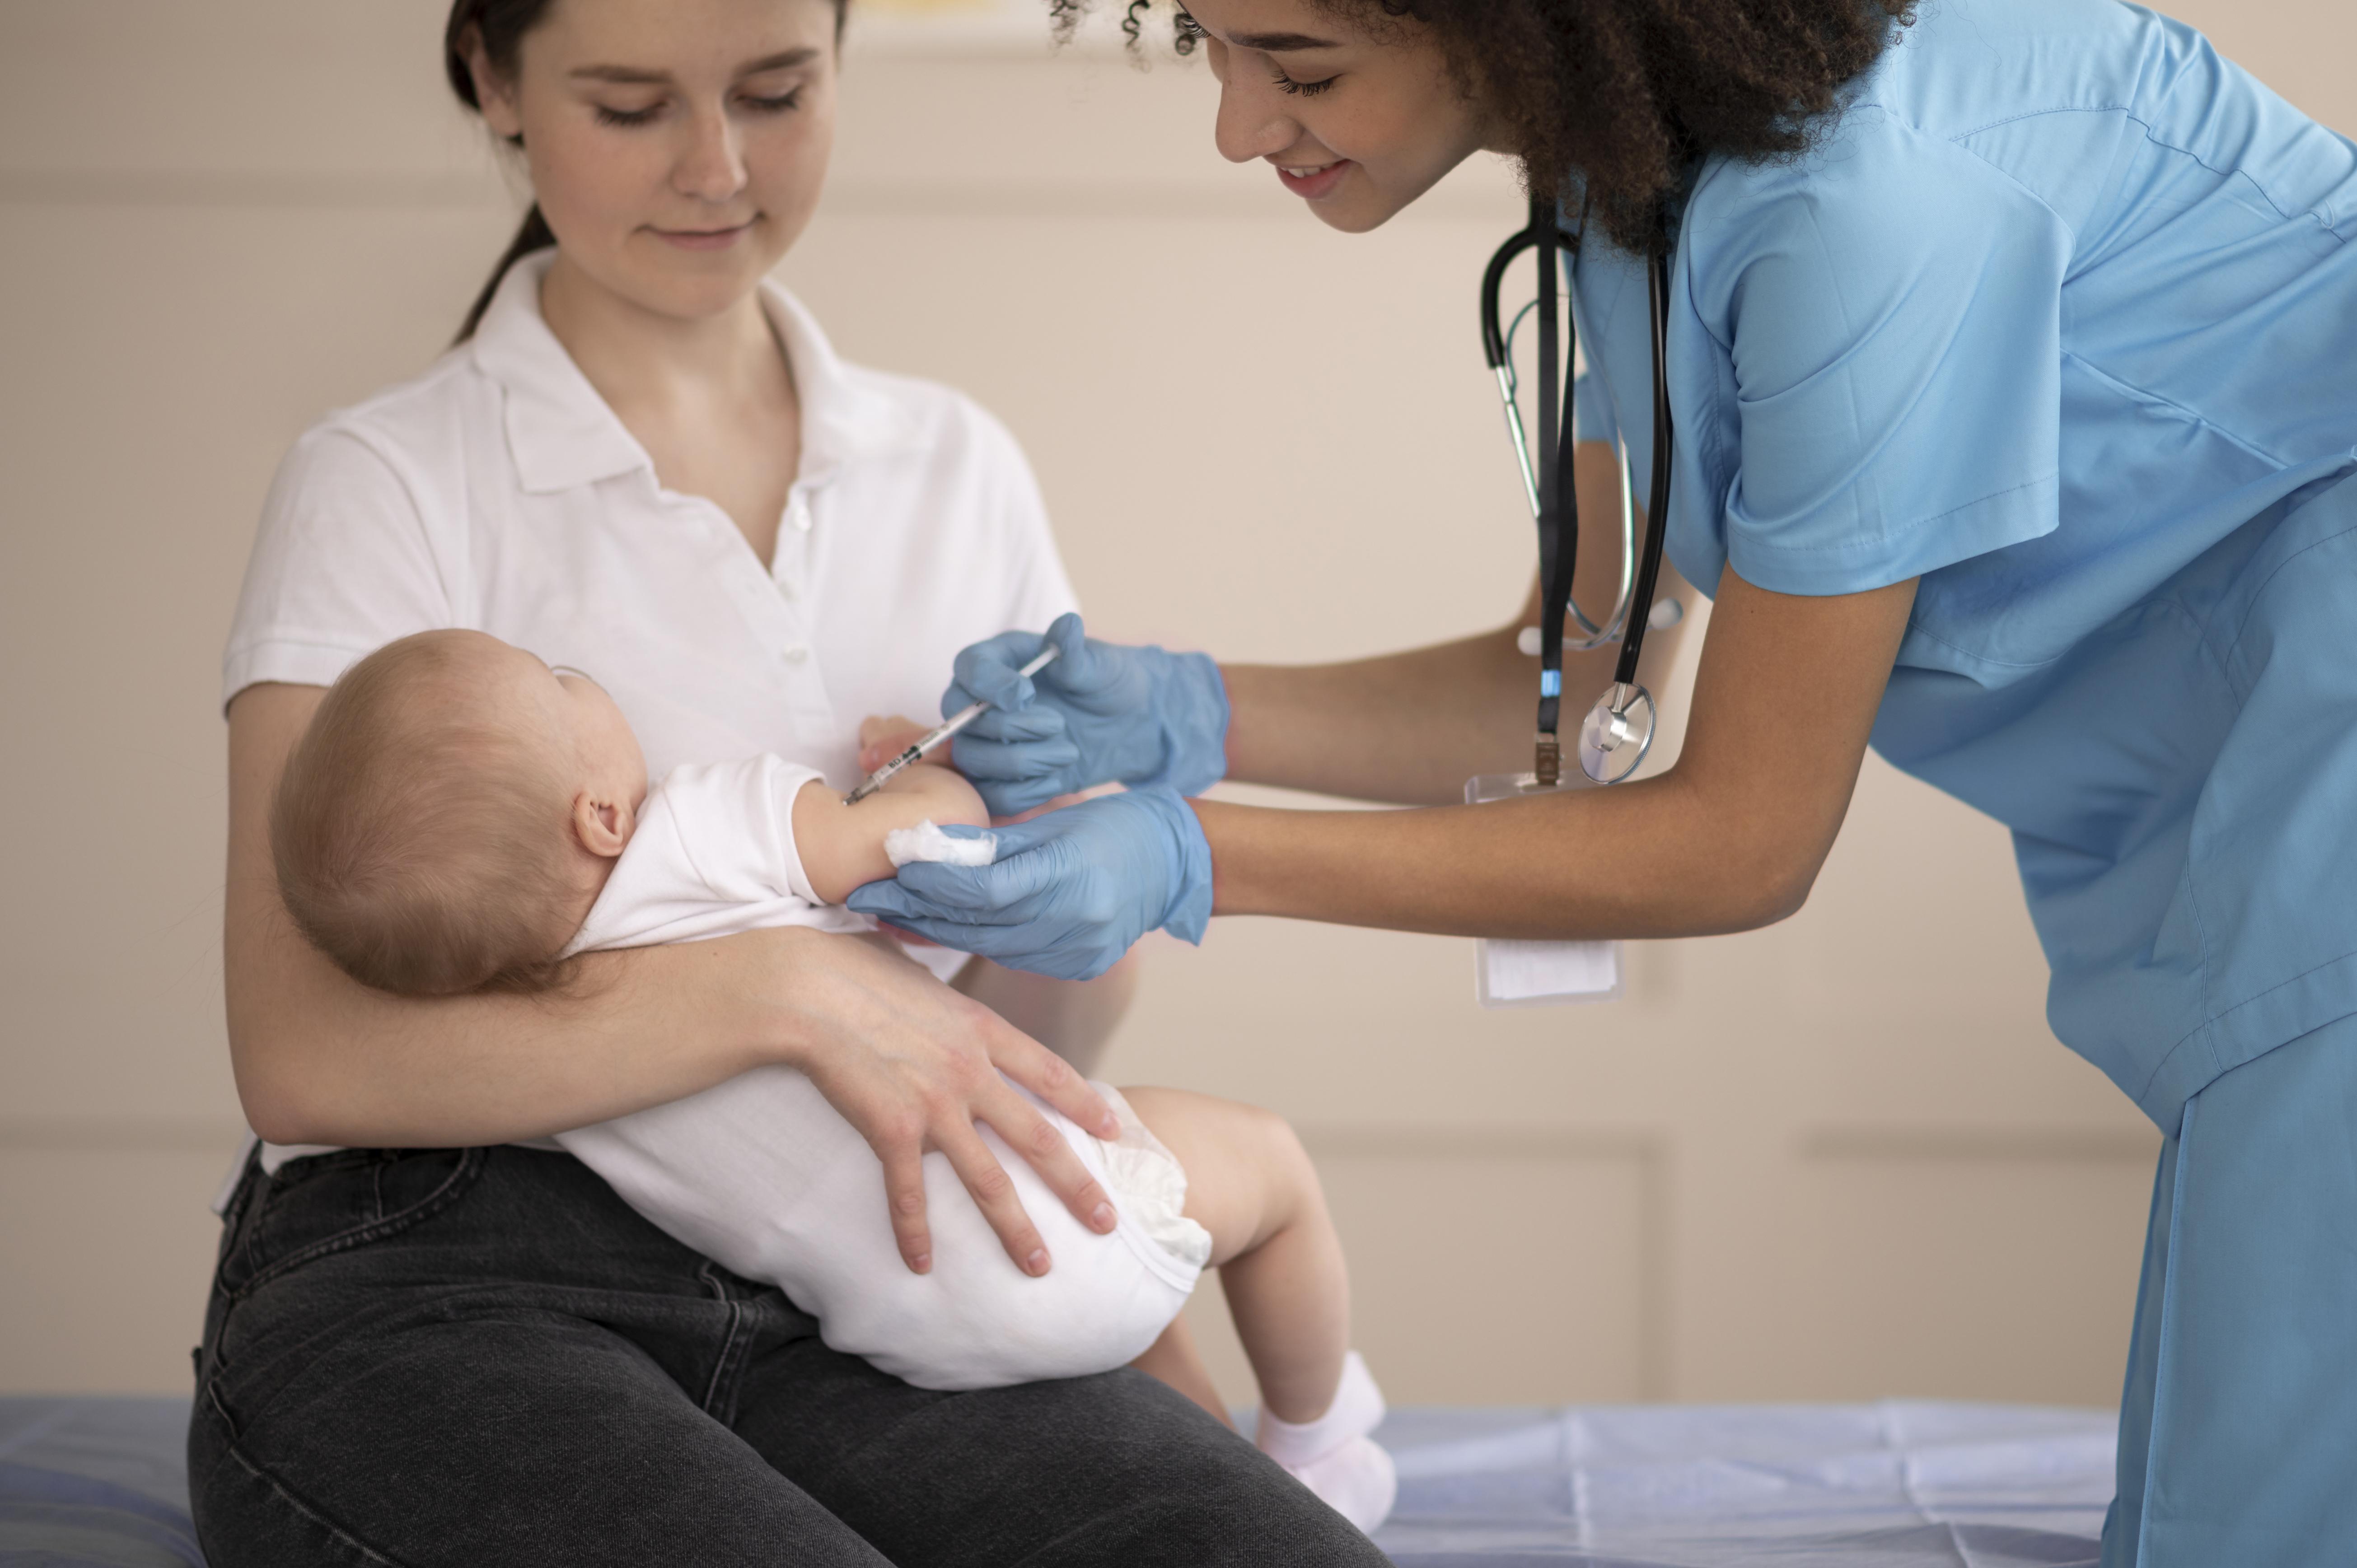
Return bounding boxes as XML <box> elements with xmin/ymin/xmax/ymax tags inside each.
<box><xmin>226</xmin><ymin>682</ymin><xmax>1120</xmax><ymax>1273</ymax></box>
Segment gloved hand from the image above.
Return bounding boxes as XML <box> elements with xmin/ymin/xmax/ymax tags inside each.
<box><xmin>846</xmin><ymin>787</ymin><xmax>1213</xmax><ymax>982</ymax></box>
<box><xmin>945</xmin><ymin>613</ymin><xmax>1230</xmax><ymax>818</ymax></box>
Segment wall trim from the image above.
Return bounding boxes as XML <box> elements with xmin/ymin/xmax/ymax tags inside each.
<box><xmin>0</xmin><ymin>169</ymin><xmax>506</xmax><ymax>210</ymax></box>
<box><xmin>1296</xmin><ymin>1124</ymin><xmax>1672</xmax><ymax>1399</ymax></box>
<box><xmin>1296</xmin><ymin>1124</ymin><xmax>1658</xmax><ymax>1160</ymax></box>
<box><xmin>1799</xmin><ymin>1125</ymin><xmax>2160</xmax><ymax>1162</ymax></box>
<box><xmin>0</xmin><ymin>1119</ymin><xmax>247</xmax><ymax>1153</ymax></box>
<box><xmin>0</xmin><ymin>173</ymin><xmax>1513</xmax><ymax>223</ymax></box>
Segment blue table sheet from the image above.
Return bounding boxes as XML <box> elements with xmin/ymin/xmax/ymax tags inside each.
<box><xmin>1372</xmin><ymin>1402</ymin><xmax>2110</xmax><ymax>1566</ymax></box>
<box><xmin>1</xmin><ymin>1397</ymin><xmax>2110</xmax><ymax>1566</ymax></box>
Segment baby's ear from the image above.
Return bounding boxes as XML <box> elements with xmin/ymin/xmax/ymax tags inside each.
<box><xmin>572</xmin><ymin>792</ymin><xmax>633</xmax><ymax>859</ymax></box>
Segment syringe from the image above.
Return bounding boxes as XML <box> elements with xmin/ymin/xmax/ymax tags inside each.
<box><xmin>841</xmin><ymin>644</ymin><xmax>1061</xmax><ymax>805</ymax></box>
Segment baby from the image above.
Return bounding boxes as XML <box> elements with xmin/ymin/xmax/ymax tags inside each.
<box><xmin>269</xmin><ymin>628</ymin><xmax>1395</xmax><ymax>1531</ymax></box>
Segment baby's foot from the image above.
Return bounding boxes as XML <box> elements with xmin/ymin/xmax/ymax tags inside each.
<box><xmin>1284</xmin><ymin>1435</ymin><xmax>1397</xmax><ymax>1534</ymax></box>
<box><xmin>1253</xmin><ymin>1351</ymin><xmax>1398</xmax><ymax>1533</ymax></box>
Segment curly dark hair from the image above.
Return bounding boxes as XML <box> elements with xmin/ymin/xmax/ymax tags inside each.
<box><xmin>1055</xmin><ymin>0</ymin><xmax>1913</xmax><ymax>252</ymax></box>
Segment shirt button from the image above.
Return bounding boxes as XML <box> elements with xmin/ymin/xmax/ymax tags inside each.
<box><xmin>774</xmin><ymin>577</ymin><xmax>798</xmax><ymax>601</ymax></box>
<box><xmin>788</xmin><ymin>496</ymin><xmax>814</xmax><ymax>533</ymax></box>
<box><xmin>780</xmin><ymin>644</ymin><xmax>810</xmax><ymax>665</ymax></box>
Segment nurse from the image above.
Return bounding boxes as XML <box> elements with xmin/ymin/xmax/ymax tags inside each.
<box><xmin>850</xmin><ymin>0</ymin><xmax>2357</xmax><ymax>1562</ymax></box>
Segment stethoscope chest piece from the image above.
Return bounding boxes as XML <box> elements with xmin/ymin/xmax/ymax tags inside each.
<box><xmin>1578</xmin><ymin>681</ymin><xmax>1656</xmax><ymax>784</ymax></box>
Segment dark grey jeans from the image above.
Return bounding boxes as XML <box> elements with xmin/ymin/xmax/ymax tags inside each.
<box><xmin>189</xmin><ymin>1143</ymin><xmax>1390</xmax><ymax>1566</ymax></box>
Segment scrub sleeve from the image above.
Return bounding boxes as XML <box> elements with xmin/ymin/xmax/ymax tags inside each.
<box><xmin>1564</xmin><ymin>23</ymin><xmax>2357</xmax><ymax>1557</ymax></box>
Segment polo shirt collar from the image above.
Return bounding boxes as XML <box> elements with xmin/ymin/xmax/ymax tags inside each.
<box><xmin>470</xmin><ymin>250</ymin><xmax>906</xmax><ymax>496</ymax></box>
<box><xmin>767</xmin><ymin>281</ymin><xmax>909</xmax><ymax>486</ymax></box>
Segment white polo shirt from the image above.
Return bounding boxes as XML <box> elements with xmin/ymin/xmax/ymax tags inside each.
<box><xmin>222</xmin><ymin>252</ymin><xmax>1077</xmax><ymax>1180</ymax></box>
<box><xmin>226</xmin><ymin>249</ymin><xmax>1076</xmax><ymax>787</ymax></box>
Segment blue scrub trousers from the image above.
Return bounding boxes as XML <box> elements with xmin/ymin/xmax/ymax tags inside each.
<box><xmin>2105</xmin><ymin>1010</ymin><xmax>2357</xmax><ymax>1566</ymax></box>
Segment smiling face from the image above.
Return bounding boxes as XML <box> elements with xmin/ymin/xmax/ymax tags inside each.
<box><xmin>1183</xmin><ymin>0</ymin><xmax>1502</xmax><ymax>233</ymax></box>
<box><xmin>467</xmin><ymin>0</ymin><xmax>840</xmax><ymax>323</ymax></box>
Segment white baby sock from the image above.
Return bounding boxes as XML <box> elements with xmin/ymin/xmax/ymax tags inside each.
<box><xmin>1253</xmin><ymin>1351</ymin><xmax>1398</xmax><ymax>1534</ymax></box>
<box><xmin>883</xmin><ymin>819</ymin><xmax>996</xmax><ymax>868</ymax></box>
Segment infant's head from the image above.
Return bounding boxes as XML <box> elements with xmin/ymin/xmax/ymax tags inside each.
<box><xmin>271</xmin><ymin>630</ymin><xmax>647</xmax><ymax>996</ymax></box>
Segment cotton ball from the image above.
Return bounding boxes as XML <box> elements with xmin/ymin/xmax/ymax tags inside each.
<box><xmin>884</xmin><ymin>820</ymin><xmax>997</xmax><ymax>869</ymax></box>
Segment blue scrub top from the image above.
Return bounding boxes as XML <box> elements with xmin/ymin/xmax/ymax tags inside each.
<box><xmin>1569</xmin><ymin>0</ymin><xmax>2357</xmax><ymax>1132</ymax></box>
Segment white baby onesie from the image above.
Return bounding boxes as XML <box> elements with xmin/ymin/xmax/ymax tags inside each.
<box><xmin>553</xmin><ymin>756</ymin><xmax>1211</xmax><ymax>1391</ymax></box>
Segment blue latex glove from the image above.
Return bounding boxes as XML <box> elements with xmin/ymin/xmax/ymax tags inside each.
<box><xmin>945</xmin><ymin>613</ymin><xmax>1230</xmax><ymax>818</ymax></box>
<box><xmin>846</xmin><ymin>787</ymin><xmax>1213</xmax><ymax>982</ymax></box>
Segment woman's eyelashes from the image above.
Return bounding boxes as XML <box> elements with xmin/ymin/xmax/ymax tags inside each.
<box><xmin>590</xmin><ymin>89</ymin><xmax>804</xmax><ymax>128</ymax></box>
<box><xmin>1169</xmin><ymin>7</ymin><xmax>1329</xmax><ymax>94</ymax></box>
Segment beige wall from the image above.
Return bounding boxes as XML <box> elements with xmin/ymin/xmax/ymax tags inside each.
<box><xmin>1</xmin><ymin>0</ymin><xmax>2346</xmax><ymax>1406</ymax></box>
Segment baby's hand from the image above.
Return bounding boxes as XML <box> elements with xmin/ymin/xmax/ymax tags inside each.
<box><xmin>858</xmin><ymin>714</ymin><xmax>933</xmax><ymax>775</ymax></box>
<box><xmin>853</xmin><ymin>714</ymin><xmax>1104</xmax><ymax>832</ymax></box>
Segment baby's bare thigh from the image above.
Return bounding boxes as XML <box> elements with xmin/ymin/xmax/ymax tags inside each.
<box><xmin>1118</xmin><ymin>1086</ymin><xmax>1311</xmax><ymax>1262</ymax></box>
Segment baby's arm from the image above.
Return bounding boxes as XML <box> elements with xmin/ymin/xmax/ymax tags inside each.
<box><xmin>792</xmin><ymin>762</ymin><xmax>989</xmax><ymax>905</ymax></box>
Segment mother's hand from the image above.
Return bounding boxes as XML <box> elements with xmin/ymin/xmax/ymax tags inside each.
<box><xmin>945</xmin><ymin>614</ymin><xmax>1231</xmax><ymax>816</ymax></box>
<box><xmin>779</xmin><ymin>930</ymin><xmax>1125</xmax><ymax>1276</ymax></box>
<box><xmin>846</xmin><ymin>788</ymin><xmax>1213</xmax><ymax>981</ymax></box>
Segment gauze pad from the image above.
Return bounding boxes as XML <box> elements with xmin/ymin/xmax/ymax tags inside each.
<box><xmin>884</xmin><ymin>819</ymin><xmax>997</xmax><ymax>868</ymax></box>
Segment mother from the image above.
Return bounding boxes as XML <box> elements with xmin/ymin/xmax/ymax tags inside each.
<box><xmin>194</xmin><ymin>0</ymin><xmax>1387</xmax><ymax>1561</ymax></box>
<box><xmin>855</xmin><ymin>0</ymin><xmax>2357</xmax><ymax>1562</ymax></box>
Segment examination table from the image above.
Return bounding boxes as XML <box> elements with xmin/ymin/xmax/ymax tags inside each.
<box><xmin>1</xmin><ymin>1396</ymin><xmax>2110</xmax><ymax>1565</ymax></box>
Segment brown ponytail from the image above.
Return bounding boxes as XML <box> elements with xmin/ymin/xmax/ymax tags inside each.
<box><xmin>444</xmin><ymin>0</ymin><xmax>561</xmax><ymax>343</ymax></box>
<box><xmin>456</xmin><ymin>203</ymin><xmax>555</xmax><ymax>343</ymax></box>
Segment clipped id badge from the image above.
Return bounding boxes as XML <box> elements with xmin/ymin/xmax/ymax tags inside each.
<box><xmin>1464</xmin><ymin>771</ymin><xmax>1624</xmax><ymax>1008</ymax></box>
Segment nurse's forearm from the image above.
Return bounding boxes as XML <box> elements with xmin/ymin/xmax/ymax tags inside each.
<box><xmin>1219</xmin><ymin>630</ymin><xmax>1554</xmax><ymax>805</ymax></box>
<box><xmin>1219</xmin><ymin>441</ymin><xmax>1681</xmax><ymax>806</ymax></box>
<box><xmin>1202</xmin><ymin>572</ymin><xmax>1918</xmax><ymax>938</ymax></box>
<box><xmin>1221</xmin><ymin>568</ymin><xmax>1693</xmax><ymax>806</ymax></box>
<box><xmin>1196</xmin><ymin>775</ymin><xmax>1764</xmax><ymax>937</ymax></box>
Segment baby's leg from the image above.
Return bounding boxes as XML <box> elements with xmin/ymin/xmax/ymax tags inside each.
<box><xmin>1120</xmin><ymin>1087</ymin><xmax>1395</xmax><ymax>1532</ymax></box>
<box><xmin>1116</xmin><ymin>1087</ymin><xmax>1348</xmax><ymax>1423</ymax></box>
<box><xmin>1129</xmin><ymin>1315</ymin><xmax>1237</xmax><ymax>1430</ymax></box>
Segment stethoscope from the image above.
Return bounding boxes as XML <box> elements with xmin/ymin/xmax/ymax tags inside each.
<box><xmin>1481</xmin><ymin>196</ymin><xmax>1676</xmax><ymax>786</ymax></box>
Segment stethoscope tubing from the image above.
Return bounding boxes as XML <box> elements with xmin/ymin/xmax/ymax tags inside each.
<box><xmin>1617</xmin><ymin>250</ymin><xmax>1676</xmax><ymax>691</ymax></box>
<box><xmin>1487</xmin><ymin>303</ymin><xmax>1637</xmax><ymax>650</ymax></box>
<box><xmin>1482</xmin><ymin>197</ymin><xmax>1678</xmax><ymax>782</ymax></box>
<box><xmin>1482</xmin><ymin>208</ymin><xmax>1651</xmax><ymax>653</ymax></box>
